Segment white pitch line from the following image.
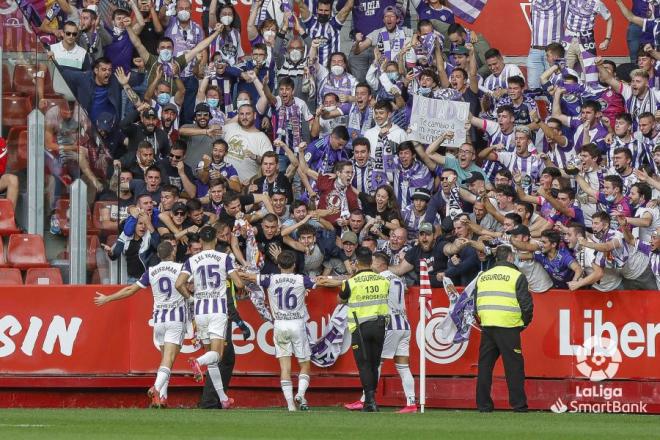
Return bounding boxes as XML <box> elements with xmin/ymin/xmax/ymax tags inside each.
<box><xmin>0</xmin><ymin>424</ymin><xmax>49</xmax><ymax>428</ymax></box>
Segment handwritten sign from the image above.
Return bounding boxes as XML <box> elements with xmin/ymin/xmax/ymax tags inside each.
<box><xmin>408</xmin><ymin>95</ymin><xmax>470</xmax><ymax>147</ymax></box>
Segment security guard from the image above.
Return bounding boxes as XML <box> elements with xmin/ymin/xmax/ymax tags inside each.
<box><xmin>474</xmin><ymin>245</ymin><xmax>533</xmax><ymax>412</ymax></box>
<box><xmin>340</xmin><ymin>247</ymin><xmax>391</xmax><ymax>412</ymax></box>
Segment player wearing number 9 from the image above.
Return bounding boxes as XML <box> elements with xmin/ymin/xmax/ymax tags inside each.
<box><xmin>175</xmin><ymin>225</ymin><xmax>244</xmax><ymax>409</ymax></box>
<box><xmin>94</xmin><ymin>241</ymin><xmax>186</xmax><ymax>408</ymax></box>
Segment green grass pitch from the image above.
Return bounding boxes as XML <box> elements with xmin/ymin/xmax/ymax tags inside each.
<box><xmin>0</xmin><ymin>408</ymin><xmax>658</xmax><ymax>439</ymax></box>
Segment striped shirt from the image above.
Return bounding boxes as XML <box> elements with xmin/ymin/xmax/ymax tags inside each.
<box><xmin>482</xmin><ymin>119</ymin><xmax>516</xmax><ymax>181</ymax></box>
<box><xmin>568</xmin><ymin>116</ymin><xmax>608</xmax><ymax>152</ymax></box>
<box><xmin>565</xmin><ymin>0</ymin><xmax>610</xmax><ymax>33</ymax></box>
<box><xmin>181</xmin><ymin>250</ymin><xmax>234</xmax><ymax>316</ymax></box>
<box><xmin>608</xmin><ymin>137</ymin><xmax>650</xmax><ymax>169</ymax></box>
<box><xmin>478</xmin><ymin>64</ymin><xmax>524</xmax><ymax>95</ymax></box>
<box><xmin>304</xmin><ymin>15</ymin><xmax>344</xmax><ymax>66</ymax></box>
<box><xmin>380</xmin><ymin>270</ymin><xmax>409</xmax><ymax>331</ymax></box>
<box><xmin>165</xmin><ymin>20</ymin><xmax>204</xmax><ymax>78</ymax></box>
<box><xmin>618</xmin><ymin>82</ymin><xmax>660</xmax><ymax>129</ymax></box>
<box><xmin>393</xmin><ymin>158</ymin><xmax>434</xmax><ymax>206</ymax></box>
<box><xmin>595</xmin><ymin>229</ymin><xmax>629</xmax><ymax>269</ymax></box>
<box><xmin>352</xmin><ymin>160</ymin><xmax>378</xmax><ymax>195</ymax></box>
<box><xmin>137</xmin><ymin>261</ymin><xmax>186</xmax><ymax>324</ymax></box>
<box><xmin>530</xmin><ymin>0</ymin><xmax>565</xmax><ymax>47</ymax></box>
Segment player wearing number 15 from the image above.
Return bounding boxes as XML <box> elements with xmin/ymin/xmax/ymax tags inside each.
<box><xmin>340</xmin><ymin>247</ymin><xmax>390</xmax><ymax>412</ymax></box>
<box><xmin>175</xmin><ymin>226</ymin><xmax>244</xmax><ymax>409</ymax></box>
<box><xmin>94</xmin><ymin>242</ymin><xmax>185</xmax><ymax>408</ymax></box>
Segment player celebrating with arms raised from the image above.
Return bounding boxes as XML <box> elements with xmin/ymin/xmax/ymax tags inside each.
<box><xmin>94</xmin><ymin>242</ymin><xmax>186</xmax><ymax>408</ymax></box>
<box><xmin>176</xmin><ymin>225</ymin><xmax>244</xmax><ymax>409</ymax></box>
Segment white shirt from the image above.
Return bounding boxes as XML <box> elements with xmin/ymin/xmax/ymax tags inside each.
<box><xmin>51</xmin><ymin>41</ymin><xmax>88</xmax><ymax>70</ymax></box>
<box><xmin>222</xmin><ymin>122</ymin><xmax>273</xmax><ymax>182</ymax></box>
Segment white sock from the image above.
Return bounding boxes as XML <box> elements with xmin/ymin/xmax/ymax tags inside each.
<box><xmin>208</xmin><ymin>364</ymin><xmax>228</xmax><ymax>401</ymax></box>
<box><xmin>281</xmin><ymin>380</ymin><xmax>295</xmax><ymax>410</ymax></box>
<box><xmin>297</xmin><ymin>374</ymin><xmax>310</xmax><ymax>399</ymax></box>
<box><xmin>360</xmin><ymin>364</ymin><xmax>382</xmax><ymax>402</ymax></box>
<box><xmin>197</xmin><ymin>350</ymin><xmax>220</xmax><ymax>366</ymax></box>
<box><xmin>396</xmin><ymin>363</ymin><xmax>416</xmax><ymax>406</ymax></box>
<box><xmin>154</xmin><ymin>366</ymin><xmax>171</xmax><ymax>399</ymax></box>
<box><xmin>161</xmin><ymin>380</ymin><xmax>169</xmax><ymax>399</ymax></box>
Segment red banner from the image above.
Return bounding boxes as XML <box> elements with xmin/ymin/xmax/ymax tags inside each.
<box><xmin>190</xmin><ymin>0</ymin><xmax>629</xmax><ymax>58</ymax></box>
<box><xmin>1</xmin><ymin>285</ymin><xmax>658</xmax><ymax>381</ymax></box>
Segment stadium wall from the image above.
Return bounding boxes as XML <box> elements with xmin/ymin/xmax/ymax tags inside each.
<box><xmin>0</xmin><ymin>286</ymin><xmax>658</xmax><ymax>412</ymax></box>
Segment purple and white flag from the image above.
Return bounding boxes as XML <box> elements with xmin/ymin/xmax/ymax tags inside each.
<box><xmin>436</xmin><ymin>276</ymin><xmax>478</xmax><ymax>344</ymax></box>
<box><xmin>308</xmin><ymin>304</ymin><xmax>350</xmax><ymax>368</ymax></box>
<box><xmin>448</xmin><ymin>0</ymin><xmax>488</xmax><ymax>23</ymax></box>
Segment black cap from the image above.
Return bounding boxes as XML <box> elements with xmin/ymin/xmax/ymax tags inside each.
<box><xmin>199</xmin><ymin>225</ymin><xmax>217</xmax><ymax>242</ymax></box>
<box><xmin>162</xmin><ymin>103</ymin><xmax>178</xmax><ymax>114</ymax></box>
<box><xmin>441</xmin><ymin>216</ymin><xmax>455</xmax><ymax>234</ymax></box>
<box><xmin>411</xmin><ymin>187</ymin><xmax>432</xmax><ymax>202</ymax></box>
<box><xmin>141</xmin><ymin>107</ymin><xmax>157</xmax><ymax>118</ymax></box>
<box><xmin>195</xmin><ymin>102</ymin><xmax>211</xmax><ymax>114</ymax></box>
<box><xmin>462</xmin><ymin>172</ymin><xmax>485</xmax><ymax>185</ymax></box>
<box><xmin>507</xmin><ymin>224</ymin><xmax>530</xmax><ymax>237</ymax></box>
<box><xmin>171</xmin><ymin>201</ymin><xmax>187</xmax><ymax>214</ymax></box>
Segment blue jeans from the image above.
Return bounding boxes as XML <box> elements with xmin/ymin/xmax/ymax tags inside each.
<box><xmin>627</xmin><ymin>22</ymin><xmax>643</xmax><ymax>63</ymax></box>
<box><xmin>526</xmin><ymin>47</ymin><xmax>549</xmax><ymax>90</ymax></box>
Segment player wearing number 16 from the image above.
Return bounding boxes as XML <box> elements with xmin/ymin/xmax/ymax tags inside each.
<box><xmin>94</xmin><ymin>242</ymin><xmax>185</xmax><ymax>408</ymax></box>
<box><xmin>175</xmin><ymin>225</ymin><xmax>244</xmax><ymax>409</ymax></box>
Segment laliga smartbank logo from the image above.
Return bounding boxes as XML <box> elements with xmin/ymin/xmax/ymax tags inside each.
<box><xmin>551</xmin><ymin>321</ymin><xmax>648</xmax><ymax>414</ymax></box>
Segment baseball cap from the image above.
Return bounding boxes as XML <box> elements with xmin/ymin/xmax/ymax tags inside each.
<box><xmin>411</xmin><ymin>187</ymin><xmax>432</xmax><ymax>202</ymax></box>
<box><xmin>419</xmin><ymin>222</ymin><xmax>434</xmax><ymax>235</ymax></box>
<box><xmin>162</xmin><ymin>103</ymin><xmax>178</xmax><ymax>114</ymax></box>
<box><xmin>462</xmin><ymin>172</ymin><xmax>485</xmax><ymax>185</ymax></box>
<box><xmin>84</xmin><ymin>4</ymin><xmax>98</xmax><ymax>13</ymax></box>
<box><xmin>450</xmin><ymin>45</ymin><xmax>469</xmax><ymax>56</ymax></box>
<box><xmin>507</xmin><ymin>224</ymin><xmax>530</xmax><ymax>237</ymax></box>
<box><xmin>171</xmin><ymin>201</ymin><xmax>187</xmax><ymax>214</ymax></box>
<box><xmin>195</xmin><ymin>102</ymin><xmax>211</xmax><ymax>114</ymax></box>
<box><xmin>141</xmin><ymin>107</ymin><xmax>157</xmax><ymax>118</ymax></box>
<box><xmin>96</xmin><ymin>112</ymin><xmax>115</xmax><ymax>132</ymax></box>
<box><xmin>341</xmin><ymin>231</ymin><xmax>358</xmax><ymax>244</ymax></box>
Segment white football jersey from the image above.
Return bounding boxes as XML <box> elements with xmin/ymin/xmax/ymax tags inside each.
<box><xmin>258</xmin><ymin>273</ymin><xmax>315</xmax><ymax>321</ymax></box>
<box><xmin>181</xmin><ymin>250</ymin><xmax>235</xmax><ymax>300</ymax></box>
<box><xmin>137</xmin><ymin>261</ymin><xmax>186</xmax><ymax>323</ymax></box>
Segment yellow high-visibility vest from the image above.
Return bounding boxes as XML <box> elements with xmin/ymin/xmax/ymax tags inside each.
<box><xmin>344</xmin><ymin>271</ymin><xmax>390</xmax><ymax>333</ymax></box>
<box><xmin>476</xmin><ymin>265</ymin><xmax>524</xmax><ymax>328</ymax></box>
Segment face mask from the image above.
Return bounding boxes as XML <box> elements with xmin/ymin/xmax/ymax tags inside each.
<box><xmin>159</xmin><ymin>49</ymin><xmax>172</xmax><ymax>63</ymax></box>
<box><xmin>263</xmin><ymin>30</ymin><xmax>275</xmax><ymax>40</ymax></box>
<box><xmin>331</xmin><ymin>65</ymin><xmax>344</xmax><ymax>76</ymax></box>
<box><xmin>317</xmin><ymin>14</ymin><xmax>330</xmax><ymax>23</ymax></box>
<box><xmin>418</xmin><ymin>86</ymin><xmax>431</xmax><ymax>95</ymax></box>
<box><xmin>323</xmin><ymin>105</ymin><xmax>336</xmax><ymax>112</ymax></box>
<box><xmin>177</xmin><ymin>10</ymin><xmax>190</xmax><ymax>22</ymax></box>
<box><xmin>157</xmin><ymin>93</ymin><xmax>171</xmax><ymax>105</ymax></box>
<box><xmin>289</xmin><ymin>49</ymin><xmax>303</xmax><ymax>63</ymax></box>
<box><xmin>563</xmin><ymin>83</ymin><xmax>583</xmax><ymax>94</ymax></box>
<box><xmin>236</xmin><ymin>99</ymin><xmax>250</xmax><ymax>108</ymax></box>
<box><xmin>387</xmin><ymin>72</ymin><xmax>399</xmax><ymax>82</ymax></box>
<box><xmin>220</xmin><ymin>15</ymin><xmax>233</xmax><ymax>26</ymax></box>
<box><xmin>377</xmin><ymin>118</ymin><xmax>390</xmax><ymax>128</ymax></box>
<box><xmin>207</xmin><ymin>98</ymin><xmax>219</xmax><ymax>108</ymax></box>
<box><xmin>605</xmin><ymin>194</ymin><xmax>616</xmax><ymax>202</ymax></box>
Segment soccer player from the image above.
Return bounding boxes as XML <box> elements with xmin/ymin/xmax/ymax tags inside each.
<box><xmin>241</xmin><ymin>251</ymin><xmax>320</xmax><ymax>411</ymax></box>
<box><xmin>175</xmin><ymin>225</ymin><xmax>244</xmax><ymax>409</ymax></box>
<box><xmin>94</xmin><ymin>242</ymin><xmax>186</xmax><ymax>408</ymax></box>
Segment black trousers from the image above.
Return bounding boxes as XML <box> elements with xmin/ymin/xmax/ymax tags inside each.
<box><xmin>199</xmin><ymin>334</ymin><xmax>236</xmax><ymax>409</ymax></box>
<box><xmin>476</xmin><ymin>326</ymin><xmax>527</xmax><ymax>412</ymax></box>
<box><xmin>351</xmin><ymin>317</ymin><xmax>387</xmax><ymax>396</ymax></box>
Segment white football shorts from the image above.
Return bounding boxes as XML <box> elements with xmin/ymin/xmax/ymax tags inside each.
<box><xmin>154</xmin><ymin>321</ymin><xmax>186</xmax><ymax>346</ymax></box>
<box><xmin>195</xmin><ymin>313</ymin><xmax>228</xmax><ymax>344</ymax></box>
<box><xmin>381</xmin><ymin>329</ymin><xmax>410</xmax><ymax>359</ymax></box>
<box><xmin>273</xmin><ymin>319</ymin><xmax>310</xmax><ymax>360</ymax></box>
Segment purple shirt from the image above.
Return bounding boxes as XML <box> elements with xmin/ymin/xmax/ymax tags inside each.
<box><xmin>336</xmin><ymin>0</ymin><xmax>397</xmax><ymax>35</ymax></box>
<box><xmin>534</xmin><ymin>247</ymin><xmax>576</xmax><ymax>289</ymax></box>
<box><xmin>104</xmin><ymin>27</ymin><xmax>134</xmax><ymax>73</ymax></box>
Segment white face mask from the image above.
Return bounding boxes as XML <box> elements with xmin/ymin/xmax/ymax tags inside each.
<box><xmin>289</xmin><ymin>49</ymin><xmax>303</xmax><ymax>63</ymax></box>
<box><xmin>377</xmin><ymin>118</ymin><xmax>390</xmax><ymax>128</ymax></box>
<box><xmin>177</xmin><ymin>10</ymin><xmax>190</xmax><ymax>22</ymax></box>
<box><xmin>236</xmin><ymin>99</ymin><xmax>250</xmax><ymax>108</ymax></box>
<box><xmin>323</xmin><ymin>105</ymin><xmax>337</xmax><ymax>112</ymax></box>
<box><xmin>263</xmin><ymin>30</ymin><xmax>276</xmax><ymax>40</ymax></box>
<box><xmin>159</xmin><ymin>48</ymin><xmax>173</xmax><ymax>62</ymax></box>
<box><xmin>220</xmin><ymin>15</ymin><xmax>233</xmax><ymax>26</ymax></box>
<box><xmin>331</xmin><ymin>65</ymin><xmax>344</xmax><ymax>76</ymax></box>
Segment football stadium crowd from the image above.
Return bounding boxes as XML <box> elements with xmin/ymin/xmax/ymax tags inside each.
<box><xmin>2</xmin><ymin>0</ymin><xmax>660</xmax><ymax>292</ymax></box>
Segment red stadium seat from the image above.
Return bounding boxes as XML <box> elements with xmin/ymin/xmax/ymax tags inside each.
<box><xmin>39</xmin><ymin>95</ymin><xmax>68</xmax><ymax>114</ymax></box>
<box><xmin>0</xmin><ymin>239</ymin><xmax>9</xmax><ymax>268</ymax></box>
<box><xmin>0</xmin><ymin>268</ymin><xmax>23</xmax><ymax>285</ymax></box>
<box><xmin>54</xmin><ymin>198</ymin><xmax>71</xmax><ymax>236</ymax></box>
<box><xmin>93</xmin><ymin>201</ymin><xmax>119</xmax><ymax>233</ymax></box>
<box><xmin>7</xmin><ymin>234</ymin><xmax>49</xmax><ymax>269</ymax></box>
<box><xmin>25</xmin><ymin>267</ymin><xmax>63</xmax><ymax>285</ymax></box>
<box><xmin>518</xmin><ymin>65</ymin><xmax>528</xmax><ymax>80</ymax></box>
<box><xmin>2</xmin><ymin>64</ymin><xmax>12</xmax><ymax>92</ymax></box>
<box><xmin>0</xmin><ymin>199</ymin><xmax>21</xmax><ymax>236</ymax></box>
<box><xmin>1</xmin><ymin>95</ymin><xmax>32</xmax><ymax>126</ymax></box>
<box><xmin>12</xmin><ymin>64</ymin><xmax>38</xmax><ymax>95</ymax></box>
<box><xmin>6</xmin><ymin>129</ymin><xmax>27</xmax><ymax>173</ymax></box>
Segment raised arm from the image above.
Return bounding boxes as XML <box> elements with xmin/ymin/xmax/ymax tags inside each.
<box><xmin>615</xmin><ymin>0</ymin><xmax>644</xmax><ymax>26</ymax></box>
<box><xmin>94</xmin><ymin>283</ymin><xmax>142</xmax><ymax>306</ymax></box>
<box><xmin>551</xmin><ymin>87</ymin><xmax>570</xmax><ymax>126</ymax></box>
<box><xmin>594</xmin><ymin>57</ymin><xmax>621</xmax><ymax>90</ymax></box>
<box><xmin>126</xmin><ymin>24</ymin><xmax>151</xmax><ymax>63</ymax></box>
<box><xmin>336</xmin><ymin>0</ymin><xmax>354</xmax><ymax>22</ymax></box>
<box><xmin>575</xmin><ymin>173</ymin><xmax>598</xmax><ymax>199</ymax></box>
<box><xmin>184</xmin><ymin>24</ymin><xmax>223</xmax><ymax>63</ymax></box>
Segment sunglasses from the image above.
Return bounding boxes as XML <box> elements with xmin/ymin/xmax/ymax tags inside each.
<box><xmin>65</xmin><ymin>31</ymin><xmax>78</xmax><ymax>36</ymax></box>
<box><xmin>173</xmin><ymin>211</ymin><xmax>186</xmax><ymax>216</ymax></box>
<box><xmin>169</xmin><ymin>154</ymin><xmax>183</xmax><ymax>159</ymax></box>
<box><xmin>196</xmin><ymin>112</ymin><xmax>210</xmax><ymax>117</ymax></box>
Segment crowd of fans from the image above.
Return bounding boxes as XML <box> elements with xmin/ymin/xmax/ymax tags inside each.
<box><xmin>13</xmin><ymin>0</ymin><xmax>660</xmax><ymax>290</ymax></box>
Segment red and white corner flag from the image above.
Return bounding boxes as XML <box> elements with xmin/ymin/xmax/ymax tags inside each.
<box><xmin>418</xmin><ymin>259</ymin><xmax>432</xmax><ymax>413</ymax></box>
